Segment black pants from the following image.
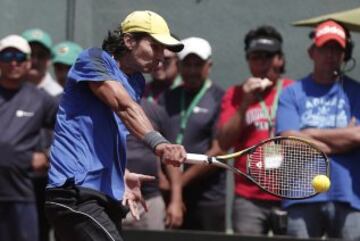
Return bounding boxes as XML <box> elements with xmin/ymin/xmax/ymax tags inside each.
<box><xmin>45</xmin><ymin>183</ymin><xmax>129</xmax><ymax>241</ymax></box>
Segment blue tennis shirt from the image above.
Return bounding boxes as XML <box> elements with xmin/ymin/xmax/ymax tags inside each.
<box><xmin>47</xmin><ymin>48</ymin><xmax>145</xmax><ymax>201</ymax></box>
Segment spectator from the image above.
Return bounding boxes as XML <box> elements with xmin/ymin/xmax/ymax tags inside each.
<box><xmin>44</xmin><ymin>10</ymin><xmax>186</xmax><ymax>241</ymax></box>
<box><xmin>0</xmin><ymin>34</ymin><xmax>58</xmax><ymax>241</ymax></box>
<box><xmin>123</xmin><ymin>98</ymin><xmax>183</xmax><ymax>230</ymax></box>
<box><xmin>52</xmin><ymin>41</ymin><xmax>83</xmax><ymax>87</ymax></box>
<box><xmin>144</xmin><ymin>48</ymin><xmax>181</xmax><ymax>103</ymax></box>
<box><xmin>22</xmin><ymin>28</ymin><xmax>63</xmax><ymax>97</ymax></box>
<box><xmin>276</xmin><ymin>20</ymin><xmax>360</xmax><ymax>240</ymax></box>
<box><xmin>159</xmin><ymin>37</ymin><xmax>226</xmax><ymax>231</ymax></box>
<box><xmin>22</xmin><ymin>28</ymin><xmax>63</xmax><ymax>241</ymax></box>
<box><xmin>217</xmin><ymin>25</ymin><xmax>293</xmax><ymax>235</ymax></box>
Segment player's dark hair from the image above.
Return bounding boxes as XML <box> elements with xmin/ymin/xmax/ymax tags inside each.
<box><xmin>244</xmin><ymin>25</ymin><xmax>285</xmax><ymax>73</ymax></box>
<box><xmin>102</xmin><ymin>30</ymin><xmax>149</xmax><ymax>60</ymax></box>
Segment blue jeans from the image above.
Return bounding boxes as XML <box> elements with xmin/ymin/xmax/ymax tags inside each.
<box><xmin>287</xmin><ymin>202</ymin><xmax>360</xmax><ymax>240</ymax></box>
<box><xmin>0</xmin><ymin>202</ymin><xmax>39</xmax><ymax>241</ymax></box>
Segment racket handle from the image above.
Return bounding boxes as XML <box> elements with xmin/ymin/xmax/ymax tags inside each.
<box><xmin>185</xmin><ymin>153</ymin><xmax>211</xmax><ymax>165</ymax></box>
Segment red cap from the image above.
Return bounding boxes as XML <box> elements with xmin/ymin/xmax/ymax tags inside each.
<box><xmin>314</xmin><ymin>20</ymin><xmax>346</xmax><ymax>48</ymax></box>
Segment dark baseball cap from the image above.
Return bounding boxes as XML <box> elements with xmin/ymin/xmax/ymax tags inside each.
<box><xmin>246</xmin><ymin>37</ymin><xmax>281</xmax><ymax>54</ymax></box>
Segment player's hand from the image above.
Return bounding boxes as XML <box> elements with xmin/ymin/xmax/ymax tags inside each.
<box><xmin>165</xmin><ymin>200</ymin><xmax>185</xmax><ymax>229</ymax></box>
<box><xmin>155</xmin><ymin>143</ymin><xmax>186</xmax><ymax>167</ymax></box>
<box><xmin>31</xmin><ymin>152</ymin><xmax>49</xmax><ymax>175</ymax></box>
<box><xmin>122</xmin><ymin>171</ymin><xmax>155</xmax><ymax>220</ymax></box>
<box><xmin>242</xmin><ymin>77</ymin><xmax>273</xmax><ymax>104</ymax></box>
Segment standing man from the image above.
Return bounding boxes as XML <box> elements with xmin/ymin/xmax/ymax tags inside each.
<box><xmin>276</xmin><ymin>20</ymin><xmax>360</xmax><ymax>240</ymax></box>
<box><xmin>52</xmin><ymin>41</ymin><xmax>83</xmax><ymax>87</ymax></box>
<box><xmin>159</xmin><ymin>37</ymin><xmax>226</xmax><ymax>231</ymax></box>
<box><xmin>22</xmin><ymin>28</ymin><xmax>63</xmax><ymax>96</ymax></box>
<box><xmin>45</xmin><ymin>10</ymin><xmax>186</xmax><ymax>241</ymax></box>
<box><xmin>0</xmin><ymin>35</ymin><xmax>58</xmax><ymax>241</ymax></box>
<box><xmin>217</xmin><ymin>26</ymin><xmax>293</xmax><ymax>235</ymax></box>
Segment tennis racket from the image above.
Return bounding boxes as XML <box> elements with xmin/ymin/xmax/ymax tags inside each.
<box><xmin>185</xmin><ymin>136</ymin><xmax>329</xmax><ymax>199</ymax></box>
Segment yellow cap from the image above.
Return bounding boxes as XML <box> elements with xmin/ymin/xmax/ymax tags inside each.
<box><xmin>121</xmin><ymin>10</ymin><xmax>183</xmax><ymax>52</ymax></box>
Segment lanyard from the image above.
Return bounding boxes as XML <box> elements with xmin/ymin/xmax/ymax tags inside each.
<box><xmin>146</xmin><ymin>95</ymin><xmax>155</xmax><ymax>103</ymax></box>
<box><xmin>175</xmin><ymin>79</ymin><xmax>212</xmax><ymax>144</ymax></box>
<box><xmin>257</xmin><ymin>79</ymin><xmax>283</xmax><ymax>137</ymax></box>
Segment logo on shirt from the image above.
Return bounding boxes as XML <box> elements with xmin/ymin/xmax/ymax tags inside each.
<box><xmin>246</xmin><ymin>107</ymin><xmax>271</xmax><ymax>131</ymax></box>
<box><xmin>193</xmin><ymin>106</ymin><xmax>209</xmax><ymax>114</ymax></box>
<box><xmin>302</xmin><ymin>97</ymin><xmax>347</xmax><ymax>128</ymax></box>
<box><xmin>16</xmin><ymin>110</ymin><xmax>34</xmax><ymax>117</ymax></box>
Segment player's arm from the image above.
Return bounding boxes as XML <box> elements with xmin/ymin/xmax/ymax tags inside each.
<box><xmin>89</xmin><ymin>80</ymin><xmax>153</xmax><ymax>138</ymax></box>
<box><xmin>181</xmin><ymin>139</ymin><xmax>226</xmax><ymax>187</ymax></box>
<box><xmin>89</xmin><ymin>80</ymin><xmax>186</xmax><ymax>165</ymax></box>
<box><xmin>217</xmin><ymin>103</ymin><xmax>248</xmax><ymax>151</ymax></box>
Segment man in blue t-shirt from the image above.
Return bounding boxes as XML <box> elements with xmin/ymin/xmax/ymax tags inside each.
<box><xmin>276</xmin><ymin>20</ymin><xmax>360</xmax><ymax>240</ymax></box>
<box><xmin>45</xmin><ymin>10</ymin><xmax>186</xmax><ymax>241</ymax></box>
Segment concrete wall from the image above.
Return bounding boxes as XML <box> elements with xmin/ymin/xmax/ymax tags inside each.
<box><xmin>1</xmin><ymin>0</ymin><xmax>359</xmax><ymax>88</ymax></box>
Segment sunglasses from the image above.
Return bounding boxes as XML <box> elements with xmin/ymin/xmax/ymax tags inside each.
<box><xmin>0</xmin><ymin>51</ymin><xmax>28</xmax><ymax>63</ymax></box>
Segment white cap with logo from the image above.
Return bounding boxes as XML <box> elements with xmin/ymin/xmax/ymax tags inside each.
<box><xmin>0</xmin><ymin>35</ymin><xmax>31</xmax><ymax>54</ymax></box>
<box><xmin>178</xmin><ymin>37</ymin><xmax>212</xmax><ymax>60</ymax></box>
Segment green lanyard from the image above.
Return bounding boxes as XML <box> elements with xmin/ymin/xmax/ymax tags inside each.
<box><xmin>257</xmin><ymin>79</ymin><xmax>283</xmax><ymax>137</ymax></box>
<box><xmin>147</xmin><ymin>95</ymin><xmax>155</xmax><ymax>103</ymax></box>
<box><xmin>176</xmin><ymin>79</ymin><xmax>212</xmax><ymax>144</ymax></box>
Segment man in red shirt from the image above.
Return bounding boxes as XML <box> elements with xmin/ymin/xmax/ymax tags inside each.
<box><xmin>217</xmin><ymin>25</ymin><xmax>293</xmax><ymax>235</ymax></box>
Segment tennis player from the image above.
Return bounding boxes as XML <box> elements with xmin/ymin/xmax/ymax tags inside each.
<box><xmin>45</xmin><ymin>10</ymin><xmax>186</xmax><ymax>241</ymax></box>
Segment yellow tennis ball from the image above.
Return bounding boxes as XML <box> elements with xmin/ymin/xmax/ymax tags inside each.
<box><xmin>312</xmin><ymin>175</ymin><xmax>331</xmax><ymax>193</ymax></box>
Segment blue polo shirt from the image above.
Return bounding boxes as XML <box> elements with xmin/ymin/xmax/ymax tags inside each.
<box><xmin>47</xmin><ymin>48</ymin><xmax>145</xmax><ymax>201</ymax></box>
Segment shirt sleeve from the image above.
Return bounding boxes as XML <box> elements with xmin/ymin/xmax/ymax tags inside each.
<box><xmin>217</xmin><ymin>86</ymin><xmax>241</xmax><ymax>128</ymax></box>
<box><xmin>275</xmin><ymin>86</ymin><xmax>301</xmax><ymax>134</ymax></box>
<box><xmin>68</xmin><ymin>48</ymin><xmax>116</xmax><ymax>83</ymax></box>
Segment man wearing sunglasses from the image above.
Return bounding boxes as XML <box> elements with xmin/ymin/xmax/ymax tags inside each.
<box><xmin>0</xmin><ymin>34</ymin><xmax>58</xmax><ymax>241</ymax></box>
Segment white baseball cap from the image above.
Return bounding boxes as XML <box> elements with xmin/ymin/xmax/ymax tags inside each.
<box><xmin>0</xmin><ymin>35</ymin><xmax>31</xmax><ymax>54</ymax></box>
<box><xmin>178</xmin><ymin>37</ymin><xmax>212</xmax><ymax>60</ymax></box>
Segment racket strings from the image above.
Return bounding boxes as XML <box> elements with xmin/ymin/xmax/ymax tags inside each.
<box><xmin>247</xmin><ymin>139</ymin><xmax>328</xmax><ymax>199</ymax></box>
